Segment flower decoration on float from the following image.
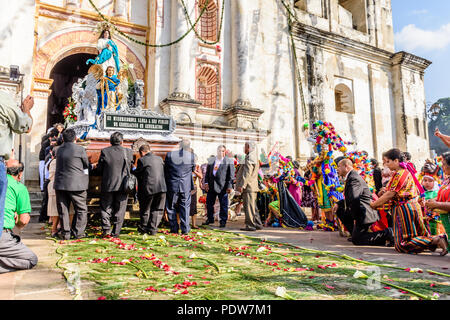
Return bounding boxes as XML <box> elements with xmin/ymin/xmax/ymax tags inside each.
<box><xmin>63</xmin><ymin>97</ymin><xmax>77</xmax><ymax>125</ymax></box>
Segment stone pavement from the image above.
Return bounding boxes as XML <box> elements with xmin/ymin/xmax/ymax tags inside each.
<box><xmin>0</xmin><ymin>223</ymin><xmax>73</xmax><ymax>300</ymax></box>
<box><xmin>0</xmin><ymin>214</ymin><xmax>449</xmax><ymax>300</ymax></box>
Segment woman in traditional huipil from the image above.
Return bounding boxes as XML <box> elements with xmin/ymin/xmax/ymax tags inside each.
<box><xmin>425</xmin><ymin>151</ymin><xmax>450</xmax><ymax>253</ymax></box>
<box><xmin>86</xmin><ymin>29</ymin><xmax>121</xmax><ymax>75</ymax></box>
<box><xmin>371</xmin><ymin>148</ymin><xmax>448</xmax><ymax>255</ymax></box>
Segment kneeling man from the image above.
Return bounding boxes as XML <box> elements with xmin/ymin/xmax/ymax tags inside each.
<box><xmin>335</xmin><ymin>159</ymin><xmax>393</xmax><ymax>246</ymax></box>
<box><xmin>0</xmin><ymin>159</ymin><xmax>37</xmax><ymax>273</ymax></box>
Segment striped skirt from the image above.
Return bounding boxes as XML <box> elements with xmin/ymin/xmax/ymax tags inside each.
<box><xmin>392</xmin><ymin>201</ymin><xmax>435</xmax><ymax>254</ymax></box>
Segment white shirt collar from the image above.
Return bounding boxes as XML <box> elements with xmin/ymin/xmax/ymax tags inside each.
<box><xmin>344</xmin><ymin>170</ymin><xmax>352</xmax><ymax>181</ymax></box>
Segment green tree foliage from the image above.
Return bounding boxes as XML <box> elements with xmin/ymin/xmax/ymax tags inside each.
<box><xmin>428</xmin><ymin>98</ymin><xmax>450</xmax><ymax>156</ymax></box>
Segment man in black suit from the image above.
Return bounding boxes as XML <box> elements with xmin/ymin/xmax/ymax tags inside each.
<box><xmin>94</xmin><ymin>132</ymin><xmax>133</xmax><ymax>237</ymax></box>
<box><xmin>164</xmin><ymin>139</ymin><xmax>195</xmax><ymax>234</ymax></box>
<box><xmin>132</xmin><ymin>144</ymin><xmax>166</xmax><ymax>235</ymax></box>
<box><xmin>54</xmin><ymin>129</ymin><xmax>89</xmax><ymax>240</ymax></box>
<box><xmin>203</xmin><ymin>145</ymin><xmax>235</xmax><ymax>228</ymax></box>
<box><xmin>335</xmin><ymin>159</ymin><xmax>393</xmax><ymax>246</ymax></box>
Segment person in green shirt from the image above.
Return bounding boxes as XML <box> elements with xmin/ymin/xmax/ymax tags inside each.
<box><xmin>0</xmin><ymin>159</ymin><xmax>37</xmax><ymax>273</ymax></box>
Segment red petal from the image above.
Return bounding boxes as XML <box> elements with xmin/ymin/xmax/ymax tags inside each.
<box><xmin>383</xmin><ymin>287</ymin><xmax>391</xmax><ymax>290</ymax></box>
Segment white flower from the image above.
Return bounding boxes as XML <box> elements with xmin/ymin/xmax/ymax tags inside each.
<box><xmin>159</xmin><ymin>235</ymin><xmax>166</xmax><ymax>240</ymax></box>
<box><xmin>89</xmin><ymin>240</ymin><xmax>97</xmax><ymax>244</ymax></box>
<box><xmin>275</xmin><ymin>287</ymin><xmax>287</xmax><ymax>297</ymax></box>
<box><xmin>275</xmin><ymin>286</ymin><xmax>295</xmax><ymax>300</ymax></box>
<box><xmin>353</xmin><ymin>271</ymin><xmax>368</xmax><ymax>279</ymax></box>
<box><xmin>196</xmin><ymin>232</ymin><xmax>204</xmax><ymax>236</ymax></box>
<box><xmin>189</xmin><ymin>253</ymin><xmax>197</xmax><ymax>259</ymax></box>
<box><xmin>257</xmin><ymin>247</ymin><xmax>267</xmax><ymax>253</ymax></box>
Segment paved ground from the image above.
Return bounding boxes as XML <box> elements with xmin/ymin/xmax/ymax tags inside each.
<box><xmin>1</xmin><ymin>212</ymin><xmax>449</xmax><ymax>300</ymax></box>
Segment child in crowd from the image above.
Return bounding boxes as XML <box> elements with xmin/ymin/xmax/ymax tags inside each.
<box><xmin>421</xmin><ymin>175</ymin><xmax>445</xmax><ymax>235</ymax></box>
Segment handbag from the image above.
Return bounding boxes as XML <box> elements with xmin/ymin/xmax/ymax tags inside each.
<box><xmin>121</xmin><ymin>148</ymin><xmax>136</xmax><ymax>195</ymax></box>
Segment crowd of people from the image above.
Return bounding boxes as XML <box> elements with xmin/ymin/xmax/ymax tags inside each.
<box><xmin>0</xmin><ymin>90</ymin><xmax>449</xmax><ymax>275</ymax></box>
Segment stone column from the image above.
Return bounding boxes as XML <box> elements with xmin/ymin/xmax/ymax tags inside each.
<box><xmin>114</xmin><ymin>0</ymin><xmax>127</xmax><ymax>19</ymax></box>
<box><xmin>231</xmin><ymin>0</ymin><xmax>251</xmax><ymax>107</ymax></box>
<box><xmin>169</xmin><ymin>0</ymin><xmax>194</xmax><ymax>101</ymax></box>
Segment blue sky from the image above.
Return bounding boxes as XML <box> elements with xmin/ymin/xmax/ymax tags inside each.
<box><xmin>391</xmin><ymin>0</ymin><xmax>450</xmax><ymax>103</ymax></box>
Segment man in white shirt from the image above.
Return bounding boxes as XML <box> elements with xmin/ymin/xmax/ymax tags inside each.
<box><xmin>203</xmin><ymin>145</ymin><xmax>235</xmax><ymax>228</ymax></box>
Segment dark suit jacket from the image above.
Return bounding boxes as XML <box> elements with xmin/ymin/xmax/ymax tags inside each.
<box><xmin>164</xmin><ymin>148</ymin><xmax>195</xmax><ymax>193</ymax></box>
<box><xmin>132</xmin><ymin>152</ymin><xmax>166</xmax><ymax>196</ymax></box>
<box><xmin>95</xmin><ymin>145</ymin><xmax>134</xmax><ymax>193</ymax></box>
<box><xmin>338</xmin><ymin>170</ymin><xmax>379</xmax><ymax>225</ymax></box>
<box><xmin>205</xmin><ymin>156</ymin><xmax>235</xmax><ymax>194</ymax></box>
<box><xmin>54</xmin><ymin>142</ymin><xmax>89</xmax><ymax>191</ymax></box>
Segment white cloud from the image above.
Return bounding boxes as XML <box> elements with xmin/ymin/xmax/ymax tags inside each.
<box><xmin>395</xmin><ymin>23</ymin><xmax>450</xmax><ymax>52</ymax></box>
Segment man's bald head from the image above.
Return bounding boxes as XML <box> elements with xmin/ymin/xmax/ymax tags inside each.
<box><xmin>338</xmin><ymin>158</ymin><xmax>353</xmax><ymax>168</ymax></box>
<box><xmin>337</xmin><ymin>158</ymin><xmax>354</xmax><ymax>178</ymax></box>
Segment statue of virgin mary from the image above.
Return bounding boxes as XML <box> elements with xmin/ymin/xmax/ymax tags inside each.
<box><xmin>86</xmin><ymin>27</ymin><xmax>121</xmax><ymax>74</ymax></box>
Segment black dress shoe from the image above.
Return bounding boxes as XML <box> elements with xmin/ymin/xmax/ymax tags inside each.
<box><xmin>202</xmin><ymin>220</ymin><xmax>214</xmax><ymax>225</ymax></box>
<box><xmin>347</xmin><ymin>237</ymin><xmax>353</xmax><ymax>242</ymax></box>
<box><xmin>255</xmin><ymin>226</ymin><xmax>263</xmax><ymax>230</ymax></box>
<box><xmin>240</xmin><ymin>227</ymin><xmax>256</xmax><ymax>231</ymax></box>
<box><xmin>219</xmin><ymin>223</ymin><xmax>226</xmax><ymax>228</ymax></box>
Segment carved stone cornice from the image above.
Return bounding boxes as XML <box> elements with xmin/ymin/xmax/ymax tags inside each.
<box><xmin>38</xmin><ymin>2</ymin><xmax>148</xmax><ymax>36</ymax></box>
<box><xmin>391</xmin><ymin>51</ymin><xmax>432</xmax><ymax>73</ymax></box>
<box><xmin>167</xmin><ymin>92</ymin><xmax>195</xmax><ymax>102</ymax></box>
<box><xmin>291</xmin><ymin>21</ymin><xmax>393</xmax><ymax>65</ymax></box>
<box><xmin>31</xmin><ymin>77</ymin><xmax>54</xmax><ymax>99</ymax></box>
<box><xmin>224</xmin><ymin>105</ymin><xmax>264</xmax><ymax>130</ymax></box>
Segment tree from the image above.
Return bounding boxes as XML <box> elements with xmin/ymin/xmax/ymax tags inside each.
<box><xmin>428</xmin><ymin>97</ymin><xmax>450</xmax><ymax>156</ymax></box>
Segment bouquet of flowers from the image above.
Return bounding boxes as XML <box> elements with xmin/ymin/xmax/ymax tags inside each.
<box><xmin>63</xmin><ymin>98</ymin><xmax>77</xmax><ymax>124</ymax></box>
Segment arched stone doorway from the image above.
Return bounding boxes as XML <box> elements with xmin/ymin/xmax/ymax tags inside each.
<box><xmin>47</xmin><ymin>53</ymin><xmax>96</xmax><ymax>129</ymax></box>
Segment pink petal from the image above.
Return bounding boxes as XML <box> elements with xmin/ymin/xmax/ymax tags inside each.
<box><xmin>383</xmin><ymin>287</ymin><xmax>391</xmax><ymax>290</ymax></box>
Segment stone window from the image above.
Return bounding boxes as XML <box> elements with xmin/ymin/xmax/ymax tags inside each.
<box><xmin>423</xmin><ymin>119</ymin><xmax>428</xmax><ymax>139</ymax></box>
<box><xmin>414</xmin><ymin>117</ymin><xmax>420</xmax><ymax>136</ymax></box>
<box><xmin>338</xmin><ymin>0</ymin><xmax>368</xmax><ymax>33</ymax></box>
<box><xmin>335</xmin><ymin>83</ymin><xmax>354</xmax><ymax>113</ymax></box>
<box><xmin>294</xmin><ymin>0</ymin><xmax>325</xmax><ymax>17</ymax></box>
<box><xmin>196</xmin><ymin>63</ymin><xmax>220</xmax><ymax>109</ymax></box>
<box><xmin>198</xmin><ymin>0</ymin><xmax>219</xmax><ymax>42</ymax></box>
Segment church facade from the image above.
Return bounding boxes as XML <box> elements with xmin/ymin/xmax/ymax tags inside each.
<box><xmin>0</xmin><ymin>0</ymin><xmax>431</xmax><ymax>187</ymax></box>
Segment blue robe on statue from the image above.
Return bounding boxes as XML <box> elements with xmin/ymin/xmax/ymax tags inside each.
<box><xmin>96</xmin><ymin>75</ymin><xmax>121</xmax><ymax>116</ymax></box>
<box><xmin>86</xmin><ymin>39</ymin><xmax>121</xmax><ymax>73</ymax></box>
